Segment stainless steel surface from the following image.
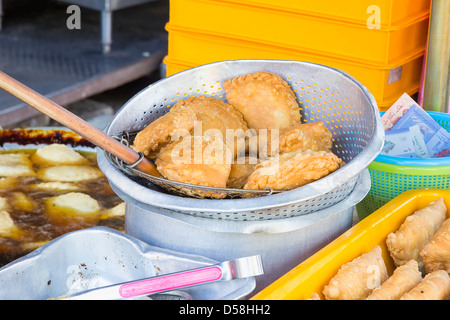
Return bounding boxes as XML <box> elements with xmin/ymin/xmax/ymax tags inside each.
<box><xmin>0</xmin><ymin>227</ymin><xmax>256</xmax><ymax>300</ymax></box>
<box><xmin>124</xmin><ymin>169</ymin><xmax>371</xmax><ymax>292</ymax></box>
<box><xmin>98</xmin><ymin>59</ymin><xmax>384</xmax><ymax>220</ymax></box>
<box><xmin>222</xmin><ymin>255</ymin><xmax>264</xmax><ymax>280</ymax></box>
<box><xmin>63</xmin><ymin>254</ymin><xmax>263</xmax><ymax>299</ymax></box>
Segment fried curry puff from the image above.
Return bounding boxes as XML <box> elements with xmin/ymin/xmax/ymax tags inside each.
<box><xmin>131</xmin><ymin>96</ymin><xmax>248</xmax><ymax>159</ymax></box>
<box><xmin>130</xmin><ymin>70</ymin><xmax>343</xmax><ymax>196</ymax></box>
<box><xmin>223</xmin><ymin>71</ymin><xmax>301</xmax><ymax>130</ymax></box>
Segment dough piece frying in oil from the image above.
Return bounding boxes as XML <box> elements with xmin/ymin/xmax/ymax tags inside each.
<box><xmin>31</xmin><ymin>144</ymin><xmax>89</xmax><ymax>166</ymax></box>
<box><xmin>37</xmin><ymin>165</ymin><xmax>104</xmax><ymax>182</ymax></box>
<box><xmin>0</xmin><ymin>153</ymin><xmax>35</xmax><ymax>177</ymax></box>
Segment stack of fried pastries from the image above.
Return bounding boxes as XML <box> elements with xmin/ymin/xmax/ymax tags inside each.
<box><xmin>131</xmin><ymin>71</ymin><xmax>342</xmax><ymax>197</ymax></box>
<box><xmin>317</xmin><ymin>198</ymin><xmax>450</xmax><ymax>300</ymax></box>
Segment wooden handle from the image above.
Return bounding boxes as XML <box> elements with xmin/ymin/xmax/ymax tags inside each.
<box><xmin>0</xmin><ymin>70</ymin><xmax>161</xmax><ymax>177</ymax></box>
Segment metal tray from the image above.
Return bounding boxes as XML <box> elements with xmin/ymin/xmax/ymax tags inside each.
<box><xmin>0</xmin><ymin>227</ymin><xmax>256</xmax><ymax>300</ymax></box>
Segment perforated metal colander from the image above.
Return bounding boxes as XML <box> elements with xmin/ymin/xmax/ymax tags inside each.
<box><xmin>97</xmin><ymin>59</ymin><xmax>384</xmax><ymax>221</ymax></box>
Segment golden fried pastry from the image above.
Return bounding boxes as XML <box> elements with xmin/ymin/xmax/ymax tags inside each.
<box><xmin>172</xmin><ymin>96</ymin><xmax>249</xmax><ymax>158</ymax></box>
<box><xmin>0</xmin><ymin>210</ymin><xmax>24</xmax><ymax>240</ymax></box>
<box><xmin>0</xmin><ymin>153</ymin><xmax>35</xmax><ymax>177</ymax></box>
<box><xmin>132</xmin><ymin>96</ymin><xmax>248</xmax><ymax>159</ymax></box>
<box><xmin>386</xmin><ymin>198</ymin><xmax>447</xmax><ymax>271</ymax></box>
<box><xmin>37</xmin><ymin>165</ymin><xmax>104</xmax><ymax>182</ymax></box>
<box><xmin>420</xmin><ymin>218</ymin><xmax>450</xmax><ymax>274</ymax></box>
<box><xmin>243</xmin><ymin>150</ymin><xmax>341</xmax><ymax>191</ymax></box>
<box><xmin>100</xmin><ymin>202</ymin><xmax>126</xmax><ymax>220</ymax></box>
<box><xmin>9</xmin><ymin>192</ymin><xmax>35</xmax><ymax>213</ymax></box>
<box><xmin>308</xmin><ymin>293</ymin><xmax>321</xmax><ymax>300</ymax></box>
<box><xmin>45</xmin><ymin>192</ymin><xmax>101</xmax><ymax>220</ymax></box>
<box><xmin>249</xmin><ymin>122</ymin><xmax>333</xmax><ymax>158</ymax></box>
<box><xmin>322</xmin><ymin>246</ymin><xmax>388</xmax><ymax>300</ymax></box>
<box><xmin>31</xmin><ymin>144</ymin><xmax>89</xmax><ymax>166</ymax></box>
<box><xmin>155</xmin><ymin>135</ymin><xmax>232</xmax><ymax>190</ymax></box>
<box><xmin>400</xmin><ymin>270</ymin><xmax>450</xmax><ymax>300</ymax></box>
<box><xmin>28</xmin><ymin>182</ymin><xmax>82</xmax><ymax>193</ymax></box>
<box><xmin>131</xmin><ymin>106</ymin><xmax>197</xmax><ymax>159</ymax></box>
<box><xmin>0</xmin><ymin>197</ymin><xmax>9</xmax><ymax>211</ymax></box>
<box><xmin>226</xmin><ymin>156</ymin><xmax>259</xmax><ymax>189</ymax></box>
<box><xmin>366</xmin><ymin>260</ymin><xmax>422</xmax><ymax>300</ymax></box>
<box><xmin>223</xmin><ymin>71</ymin><xmax>301</xmax><ymax>130</ymax></box>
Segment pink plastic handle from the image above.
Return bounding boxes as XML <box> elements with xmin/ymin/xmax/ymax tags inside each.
<box><xmin>118</xmin><ymin>266</ymin><xmax>223</xmax><ymax>298</ymax></box>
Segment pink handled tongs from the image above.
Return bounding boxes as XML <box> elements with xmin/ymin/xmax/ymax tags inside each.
<box><xmin>63</xmin><ymin>255</ymin><xmax>264</xmax><ymax>300</ymax></box>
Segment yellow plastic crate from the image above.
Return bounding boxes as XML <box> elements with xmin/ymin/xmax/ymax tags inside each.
<box><xmin>215</xmin><ymin>0</ymin><xmax>431</xmax><ymax>28</ymax></box>
<box><xmin>169</xmin><ymin>0</ymin><xmax>430</xmax><ymax>65</ymax></box>
<box><xmin>251</xmin><ymin>188</ymin><xmax>450</xmax><ymax>300</ymax></box>
<box><xmin>164</xmin><ymin>26</ymin><xmax>424</xmax><ymax>110</ymax></box>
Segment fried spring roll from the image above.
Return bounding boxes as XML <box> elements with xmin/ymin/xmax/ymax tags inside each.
<box><xmin>322</xmin><ymin>246</ymin><xmax>388</xmax><ymax>300</ymax></box>
<box><xmin>386</xmin><ymin>198</ymin><xmax>447</xmax><ymax>271</ymax></box>
<box><xmin>366</xmin><ymin>260</ymin><xmax>422</xmax><ymax>300</ymax></box>
<box><xmin>420</xmin><ymin>218</ymin><xmax>450</xmax><ymax>274</ymax></box>
<box><xmin>400</xmin><ymin>270</ymin><xmax>450</xmax><ymax>300</ymax></box>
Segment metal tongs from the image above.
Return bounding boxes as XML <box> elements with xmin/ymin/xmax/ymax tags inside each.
<box><xmin>62</xmin><ymin>255</ymin><xmax>264</xmax><ymax>300</ymax></box>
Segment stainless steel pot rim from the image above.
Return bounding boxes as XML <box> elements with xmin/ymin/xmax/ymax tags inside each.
<box><xmin>99</xmin><ymin>59</ymin><xmax>384</xmax><ymax>213</ymax></box>
<box><xmin>124</xmin><ymin>169</ymin><xmax>370</xmax><ymax>235</ymax></box>
<box><xmin>98</xmin><ymin>148</ymin><xmax>359</xmax><ymax>213</ymax></box>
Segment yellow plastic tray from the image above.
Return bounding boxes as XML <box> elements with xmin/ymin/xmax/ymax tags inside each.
<box><xmin>169</xmin><ymin>0</ymin><xmax>429</xmax><ymax>65</ymax></box>
<box><xmin>164</xmin><ymin>26</ymin><xmax>424</xmax><ymax>110</ymax></box>
<box><xmin>214</xmin><ymin>0</ymin><xmax>431</xmax><ymax>28</ymax></box>
<box><xmin>251</xmin><ymin>188</ymin><xmax>450</xmax><ymax>300</ymax></box>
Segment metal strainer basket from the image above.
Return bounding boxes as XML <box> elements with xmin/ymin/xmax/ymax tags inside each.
<box><xmin>97</xmin><ymin>59</ymin><xmax>384</xmax><ymax>221</ymax></box>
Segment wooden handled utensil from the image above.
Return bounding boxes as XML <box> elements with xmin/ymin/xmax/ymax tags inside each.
<box><xmin>0</xmin><ymin>70</ymin><xmax>160</xmax><ymax>177</ymax></box>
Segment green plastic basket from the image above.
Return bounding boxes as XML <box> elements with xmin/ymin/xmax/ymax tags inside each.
<box><xmin>357</xmin><ymin>111</ymin><xmax>450</xmax><ymax>220</ymax></box>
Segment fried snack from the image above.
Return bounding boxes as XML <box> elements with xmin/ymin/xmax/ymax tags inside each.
<box><xmin>420</xmin><ymin>218</ymin><xmax>450</xmax><ymax>274</ymax></box>
<box><xmin>37</xmin><ymin>165</ymin><xmax>104</xmax><ymax>182</ymax></box>
<box><xmin>99</xmin><ymin>202</ymin><xmax>126</xmax><ymax>220</ymax></box>
<box><xmin>386</xmin><ymin>198</ymin><xmax>447</xmax><ymax>271</ymax></box>
<box><xmin>31</xmin><ymin>144</ymin><xmax>89</xmax><ymax>166</ymax></box>
<box><xmin>131</xmin><ymin>106</ymin><xmax>197</xmax><ymax>159</ymax></box>
<box><xmin>0</xmin><ymin>197</ymin><xmax>9</xmax><ymax>211</ymax></box>
<box><xmin>308</xmin><ymin>293</ymin><xmax>321</xmax><ymax>300</ymax></box>
<box><xmin>223</xmin><ymin>71</ymin><xmax>301</xmax><ymax>130</ymax></box>
<box><xmin>28</xmin><ymin>182</ymin><xmax>82</xmax><ymax>192</ymax></box>
<box><xmin>131</xmin><ymin>96</ymin><xmax>248</xmax><ymax>159</ymax></box>
<box><xmin>226</xmin><ymin>156</ymin><xmax>259</xmax><ymax>189</ymax></box>
<box><xmin>0</xmin><ymin>153</ymin><xmax>35</xmax><ymax>177</ymax></box>
<box><xmin>9</xmin><ymin>192</ymin><xmax>35</xmax><ymax>212</ymax></box>
<box><xmin>366</xmin><ymin>260</ymin><xmax>422</xmax><ymax>300</ymax></box>
<box><xmin>0</xmin><ymin>211</ymin><xmax>24</xmax><ymax>240</ymax></box>
<box><xmin>243</xmin><ymin>150</ymin><xmax>341</xmax><ymax>191</ymax></box>
<box><xmin>155</xmin><ymin>135</ymin><xmax>232</xmax><ymax>190</ymax></box>
<box><xmin>322</xmin><ymin>246</ymin><xmax>388</xmax><ymax>300</ymax></box>
<box><xmin>250</xmin><ymin>122</ymin><xmax>333</xmax><ymax>158</ymax></box>
<box><xmin>400</xmin><ymin>270</ymin><xmax>450</xmax><ymax>300</ymax></box>
<box><xmin>45</xmin><ymin>192</ymin><xmax>101</xmax><ymax>219</ymax></box>
<box><xmin>171</xmin><ymin>96</ymin><xmax>249</xmax><ymax>158</ymax></box>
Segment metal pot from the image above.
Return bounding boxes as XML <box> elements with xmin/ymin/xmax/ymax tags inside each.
<box><xmin>115</xmin><ymin>169</ymin><xmax>370</xmax><ymax>291</ymax></box>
